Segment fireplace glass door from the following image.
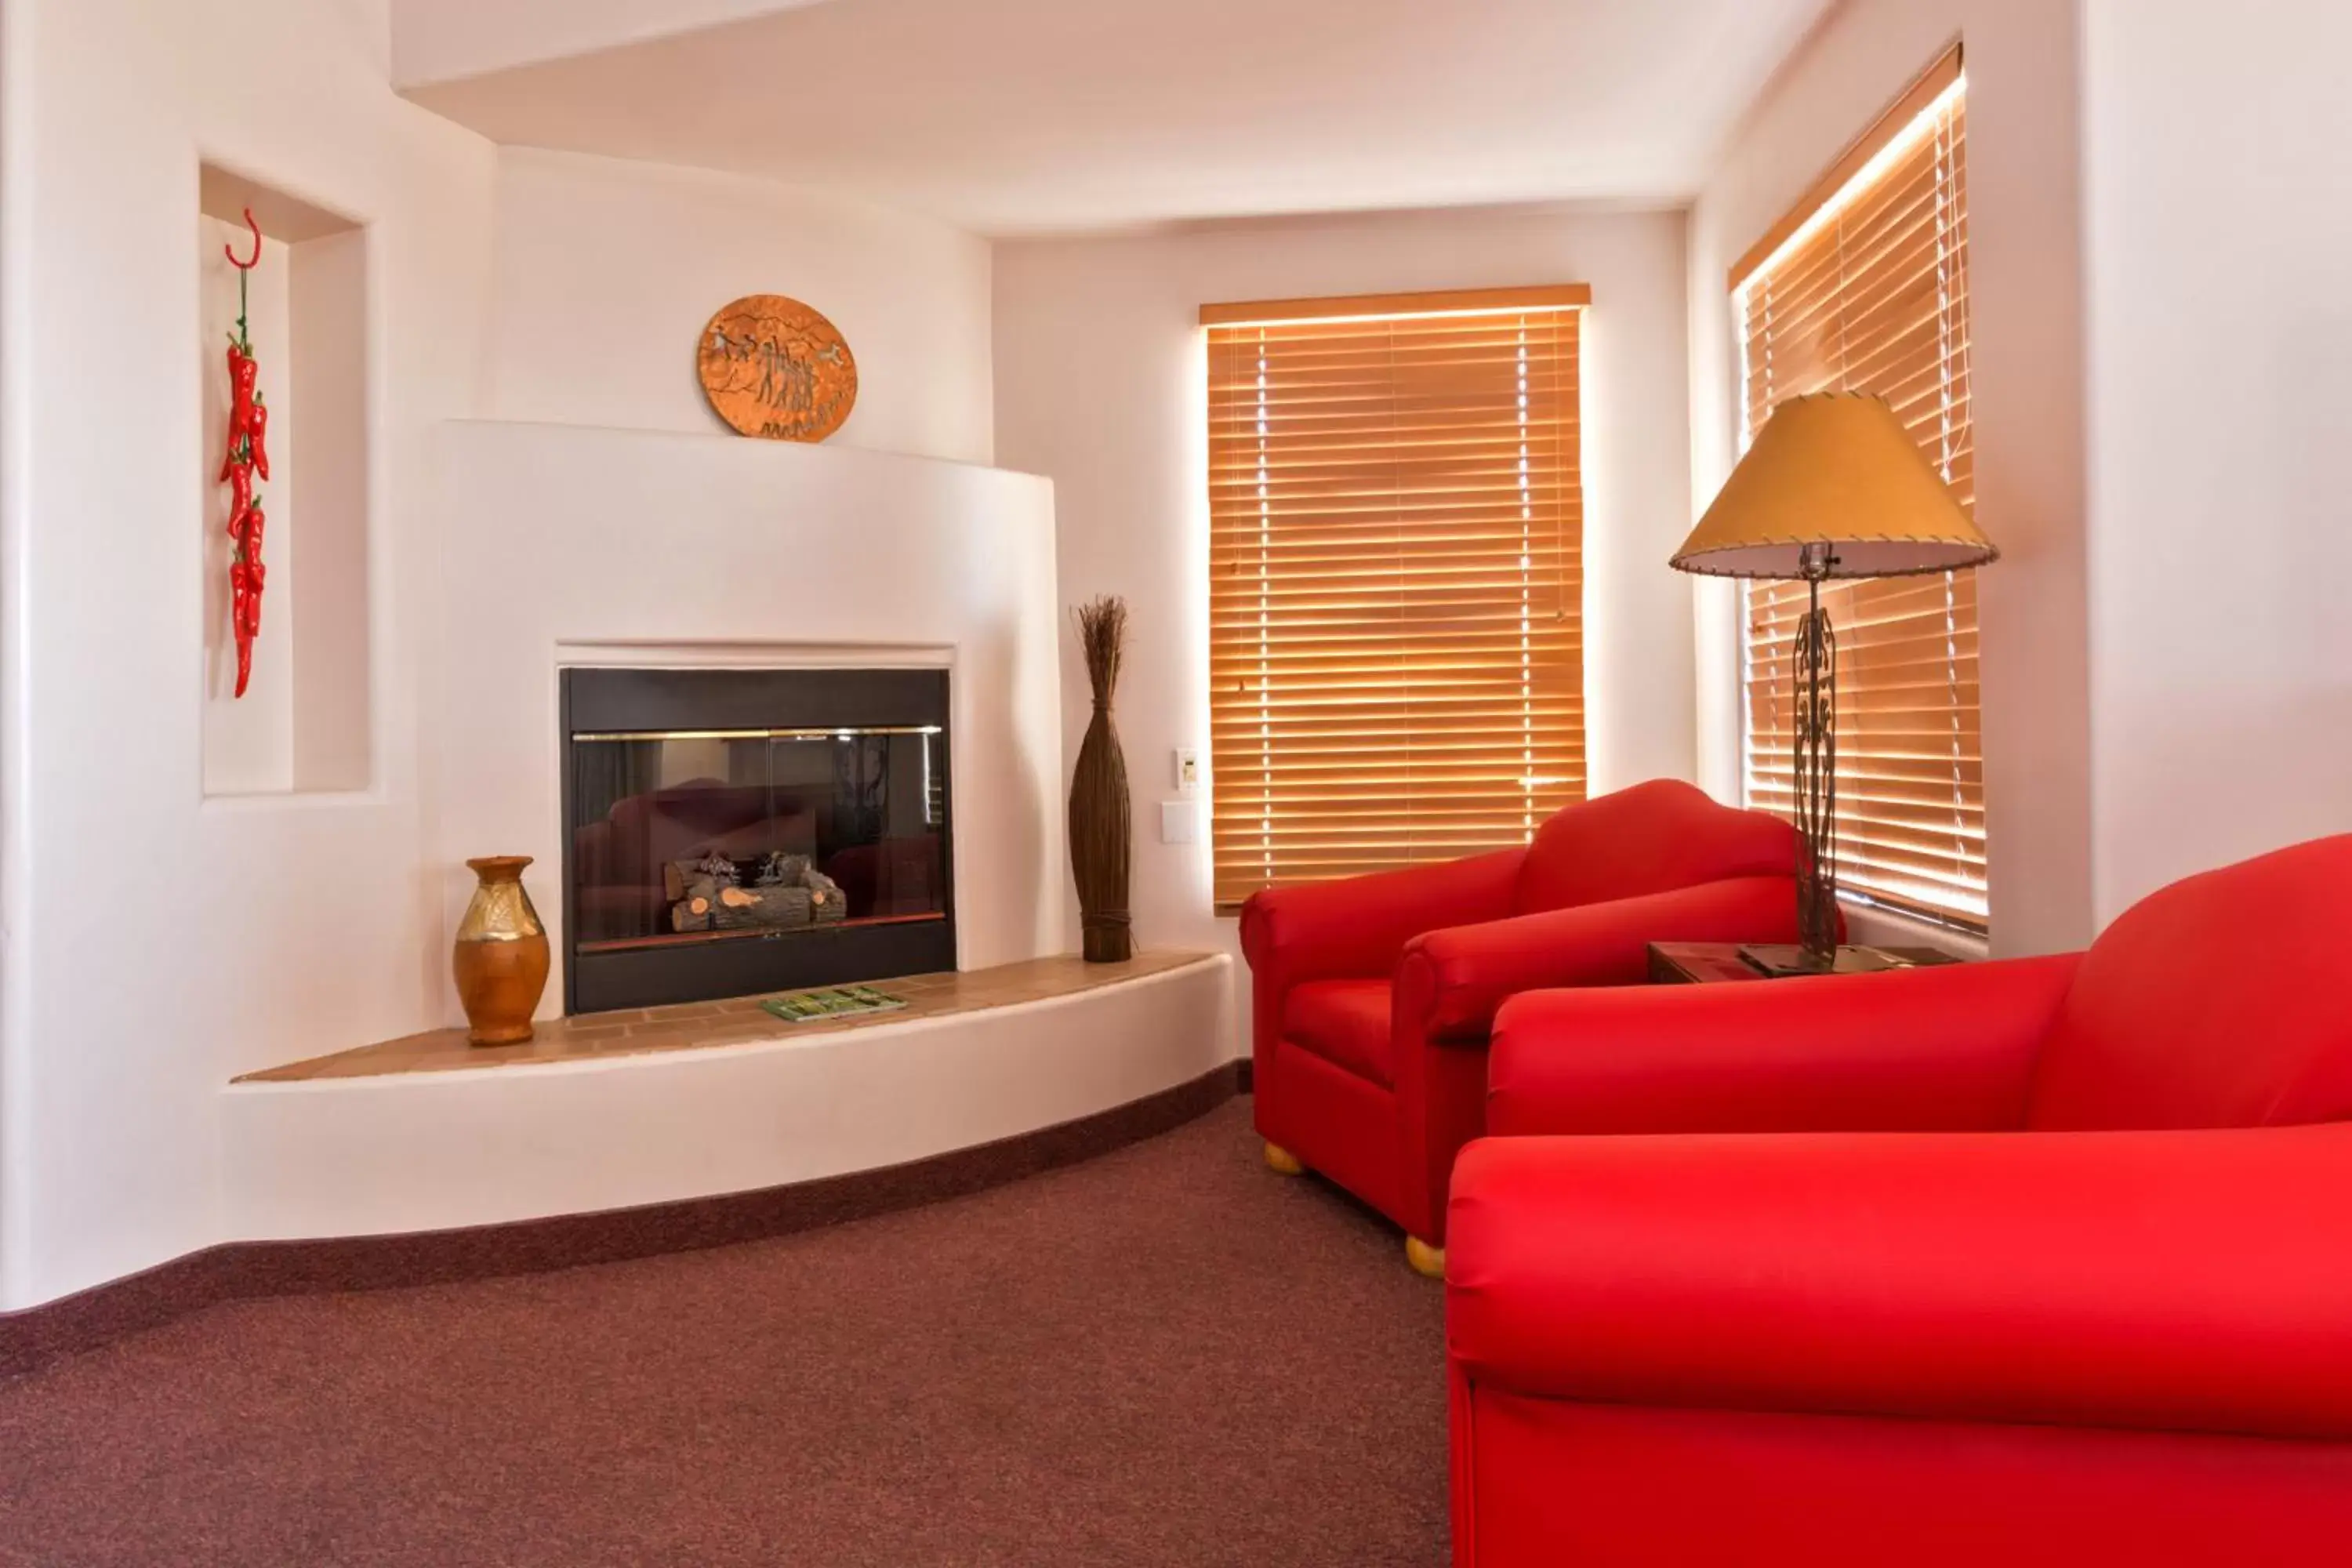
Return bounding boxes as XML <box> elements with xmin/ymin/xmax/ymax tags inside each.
<box><xmin>572</xmin><ymin>726</ymin><xmax>947</xmax><ymax>949</ymax></box>
<box><xmin>561</xmin><ymin>668</ymin><xmax>954</xmax><ymax>1012</ymax></box>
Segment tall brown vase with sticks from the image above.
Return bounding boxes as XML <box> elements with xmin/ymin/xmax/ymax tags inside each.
<box><xmin>1069</xmin><ymin>596</ymin><xmax>1133</xmax><ymax>963</ymax></box>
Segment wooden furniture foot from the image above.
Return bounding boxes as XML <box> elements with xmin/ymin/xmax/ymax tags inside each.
<box><xmin>1264</xmin><ymin>1142</ymin><xmax>1305</xmax><ymax>1176</ymax></box>
<box><xmin>1405</xmin><ymin>1236</ymin><xmax>1446</xmax><ymax>1279</ymax></box>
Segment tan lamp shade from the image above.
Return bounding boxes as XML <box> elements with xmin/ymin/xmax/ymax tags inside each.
<box><xmin>1671</xmin><ymin>391</ymin><xmax>1998</xmax><ymax>579</ymax></box>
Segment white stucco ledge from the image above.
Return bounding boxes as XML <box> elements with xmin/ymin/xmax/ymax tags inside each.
<box><xmin>219</xmin><ymin>953</ymin><xmax>1235</xmax><ymax>1242</ymax></box>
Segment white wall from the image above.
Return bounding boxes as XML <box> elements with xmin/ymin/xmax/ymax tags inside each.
<box><xmin>484</xmin><ymin>148</ymin><xmax>995</xmax><ymax>465</ymax></box>
<box><xmin>2078</xmin><ymin>0</ymin><xmax>2352</xmax><ymax>919</ymax></box>
<box><xmin>0</xmin><ymin>0</ymin><xmax>1031</xmax><ymax>1312</ymax></box>
<box><xmin>423</xmin><ymin>419</ymin><xmax>1069</xmax><ymax>1007</ymax></box>
<box><xmin>992</xmin><ymin>207</ymin><xmax>1696</xmax><ymax>1041</ymax></box>
<box><xmin>288</xmin><ymin>228</ymin><xmax>376</xmax><ymax>792</ymax></box>
<box><xmin>1686</xmin><ymin>0</ymin><xmax>2094</xmax><ymax>958</ymax></box>
<box><xmin>0</xmin><ymin>0</ymin><xmax>499</xmax><ymax>1308</ymax></box>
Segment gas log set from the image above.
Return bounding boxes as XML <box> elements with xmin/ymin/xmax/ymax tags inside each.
<box><xmin>666</xmin><ymin>850</ymin><xmax>848</xmax><ymax>935</ymax></box>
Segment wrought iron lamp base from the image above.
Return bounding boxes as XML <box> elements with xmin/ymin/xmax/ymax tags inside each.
<box><xmin>1791</xmin><ymin>545</ymin><xmax>1842</xmax><ymax>966</ymax></box>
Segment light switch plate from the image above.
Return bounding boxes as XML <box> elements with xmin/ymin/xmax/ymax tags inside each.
<box><xmin>1160</xmin><ymin>800</ymin><xmax>1200</xmax><ymax>844</ymax></box>
<box><xmin>1173</xmin><ymin>746</ymin><xmax>1200</xmax><ymax>795</ymax></box>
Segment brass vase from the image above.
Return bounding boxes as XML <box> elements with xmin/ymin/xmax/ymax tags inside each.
<box><xmin>453</xmin><ymin>855</ymin><xmax>550</xmax><ymax>1045</ymax></box>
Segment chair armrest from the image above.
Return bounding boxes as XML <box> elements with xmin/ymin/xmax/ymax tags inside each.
<box><xmin>1396</xmin><ymin>876</ymin><xmax>1805</xmax><ymax>1044</ymax></box>
<box><xmin>1484</xmin><ymin>954</ymin><xmax>2079</xmax><ymax>1135</ymax></box>
<box><xmin>1448</xmin><ymin>1123</ymin><xmax>2352</xmax><ymax>1441</ymax></box>
<box><xmin>1238</xmin><ymin>849</ymin><xmax>1520</xmax><ymax>986</ymax></box>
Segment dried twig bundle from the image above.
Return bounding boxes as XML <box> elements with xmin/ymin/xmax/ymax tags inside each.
<box><xmin>1075</xmin><ymin>595</ymin><xmax>1127</xmax><ymax>706</ymax></box>
<box><xmin>1069</xmin><ymin>595</ymin><xmax>1132</xmax><ymax>961</ymax></box>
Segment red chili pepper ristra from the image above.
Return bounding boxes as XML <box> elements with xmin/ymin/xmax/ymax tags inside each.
<box><xmin>221</xmin><ymin>347</ymin><xmax>260</xmax><ymax>483</ymax></box>
<box><xmin>240</xmin><ymin>502</ymin><xmax>266</xmax><ymax>578</ymax></box>
<box><xmin>221</xmin><ymin>208</ymin><xmax>267</xmax><ymax>699</ymax></box>
<box><xmin>225</xmin><ymin>461</ymin><xmax>253</xmax><ymax>532</ymax></box>
<box><xmin>230</xmin><ymin>556</ymin><xmax>263</xmax><ymax>695</ymax></box>
<box><xmin>246</xmin><ymin>393</ymin><xmax>270</xmax><ymax>482</ymax></box>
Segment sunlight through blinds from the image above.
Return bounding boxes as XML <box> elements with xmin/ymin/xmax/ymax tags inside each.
<box><xmin>1734</xmin><ymin>49</ymin><xmax>1984</xmax><ymax>930</ymax></box>
<box><xmin>1202</xmin><ymin>285</ymin><xmax>1588</xmax><ymax>911</ymax></box>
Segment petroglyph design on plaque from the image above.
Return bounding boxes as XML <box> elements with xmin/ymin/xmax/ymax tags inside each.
<box><xmin>697</xmin><ymin>295</ymin><xmax>858</xmax><ymax>442</ymax></box>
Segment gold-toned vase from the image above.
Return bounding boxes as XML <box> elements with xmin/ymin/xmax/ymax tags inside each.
<box><xmin>453</xmin><ymin>855</ymin><xmax>550</xmax><ymax>1046</ymax></box>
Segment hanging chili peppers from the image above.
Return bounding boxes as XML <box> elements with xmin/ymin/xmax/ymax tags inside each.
<box><xmin>221</xmin><ymin>209</ymin><xmax>268</xmax><ymax>699</ymax></box>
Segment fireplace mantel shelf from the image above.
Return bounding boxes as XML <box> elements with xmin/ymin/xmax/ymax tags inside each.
<box><xmin>234</xmin><ymin>952</ymin><xmax>1217</xmax><ymax>1085</ymax></box>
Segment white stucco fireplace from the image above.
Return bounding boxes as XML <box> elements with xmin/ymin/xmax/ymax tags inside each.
<box><xmin>422</xmin><ymin>419</ymin><xmax>1073</xmax><ymax>1018</ymax></box>
<box><xmin>213</xmin><ymin>422</ymin><xmax>1234</xmax><ymax>1245</ymax></box>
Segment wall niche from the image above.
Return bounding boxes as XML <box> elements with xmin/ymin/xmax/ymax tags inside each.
<box><xmin>199</xmin><ymin>164</ymin><xmax>372</xmax><ymax>797</ymax></box>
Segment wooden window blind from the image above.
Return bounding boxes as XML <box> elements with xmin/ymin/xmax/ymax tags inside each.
<box><xmin>1202</xmin><ymin>285</ymin><xmax>1589</xmax><ymax>912</ymax></box>
<box><xmin>1733</xmin><ymin>47</ymin><xmax>1984</xmax><ymax>930</ymax></box>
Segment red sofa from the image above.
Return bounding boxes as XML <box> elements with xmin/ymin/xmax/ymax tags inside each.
<box><xmin>1447</xmin><ymin>835</ymin><xmax>2352</xmax><ymax>1566</ymax></box>
<box><xmin>1239</xmin><ymin>779</ymin><xmax>1805</xmax><ymax>1273</ymax></box>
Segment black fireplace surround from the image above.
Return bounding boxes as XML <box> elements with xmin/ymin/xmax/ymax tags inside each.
<box><xmin>560</xmin><ymin>667</ymin><xmax>955</xmax><ymax>1014</ymax></box>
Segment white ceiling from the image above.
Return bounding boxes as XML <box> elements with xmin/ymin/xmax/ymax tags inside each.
<box><xmin>397</xmin><ymin>0</ymin><xmax>1836</xmax><ymax>237</ymax></box>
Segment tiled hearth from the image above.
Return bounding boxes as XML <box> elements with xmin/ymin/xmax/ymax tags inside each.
<box><xmin>236</xmin><ymin>952</ymin><xmax>1215</xmax><ymax>1083</ymax></box>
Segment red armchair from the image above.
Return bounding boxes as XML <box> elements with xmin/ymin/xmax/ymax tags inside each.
<box><xmin>1238</xmin><ymin>779</ymin><xmax>1804</xmax><ymax>1273</ymax></box>
<box><xmin>1447</xmin><ymin>835</ymin><xmax>2352</xmax><ymax>1566</ymax></box>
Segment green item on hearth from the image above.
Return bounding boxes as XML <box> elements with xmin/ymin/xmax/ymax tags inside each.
<box><xmin>761</xmin><ymin>985</ymin><xmax>909</xmax><ymax>1023</ymax></box>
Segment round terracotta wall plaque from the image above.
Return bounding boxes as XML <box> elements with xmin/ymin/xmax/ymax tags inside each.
<box><xmin>696</xmin><ymin>294</ymin><xmax>858</xmax><ymax>442</ymax></box>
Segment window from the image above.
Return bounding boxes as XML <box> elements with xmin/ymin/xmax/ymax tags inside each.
<box><xmin>1202</xmin><ymin>285</ymin><xmax>1589</xmax><ymax>912</ymax></box>
<box><xmin>1733</xmin><ymin>47</ymin><xmax>1984</xmax><ymax>930</ymax></box>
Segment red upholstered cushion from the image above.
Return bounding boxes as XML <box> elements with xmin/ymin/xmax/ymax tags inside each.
<box><xmin>1514</xmin><ymin>779</ymin><xmax>1799</xmax><ymax>914</ymax></box>
<box><xmin>1283</xmin><ymin>978</ymin><xmax>1395</xmax><ymax>1088</ymax></box>
<box><xmin>2030</xmin><ymin>835</ymin><xmax>2352</xmax><ymax>1131</ymax></box>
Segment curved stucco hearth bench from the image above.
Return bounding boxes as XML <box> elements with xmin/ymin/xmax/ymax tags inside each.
<box><xmin>0</xmin><ymin>954</ymin><xmax>1235</xmax><ymax>1377</ymax></box>
<box><xmin>221</xmin><ymin>952</ymin><xmax>1234</xmax><ymax>1247</ymax></box>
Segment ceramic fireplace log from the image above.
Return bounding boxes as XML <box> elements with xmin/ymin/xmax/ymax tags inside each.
<box><xmin>664</xmin><ymin>851</ymin><xmax>851</xmax><ymax>936</ymax></box>
<box><xmin>710</xmin><ymin>884</ymin><xmax>815</xmax><ymax>931</ymax></box>
<box><xmin>668</xmin><ymin>880</ymin><xmax>844</xmax><ymax>933</ymax></box>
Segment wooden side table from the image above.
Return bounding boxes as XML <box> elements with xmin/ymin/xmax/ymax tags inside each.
<box><xmin>1647</xmin><ymin>942</ymin><xmax>1962</xmax><ymax>985</ymax></box>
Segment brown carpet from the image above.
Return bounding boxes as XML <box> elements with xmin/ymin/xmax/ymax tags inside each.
<box><xmin>0</xmin><ymin>1099</ymin><xmax>1449</xmax><ymax>1566</ymax></box>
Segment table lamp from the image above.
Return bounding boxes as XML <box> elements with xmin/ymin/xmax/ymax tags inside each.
<box><xmin>1671</xmin><ymin>391</ymin><xmax>1997</xmax><ymax>972</ymax></box>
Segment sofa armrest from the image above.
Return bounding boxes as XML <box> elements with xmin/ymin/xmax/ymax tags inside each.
<box><xmin>1238</xmin><ymin>849</ymin><xmax>1520</xmax><ymax>987</ymax></box>
<box><xmin>1396</xmin><ymin>876</ymin><xmax>1805</xmax><ymax>1044</ymax></box>
<box><xmin>1484</xmin><ymin>954</ymin><xmax>2079</xmax><ymax>1135</ymax></box>
<box><xmin>1447</xmin><ymin>1123</ymin><xmax>2352</xmax><ymax>1441</ymax></box>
